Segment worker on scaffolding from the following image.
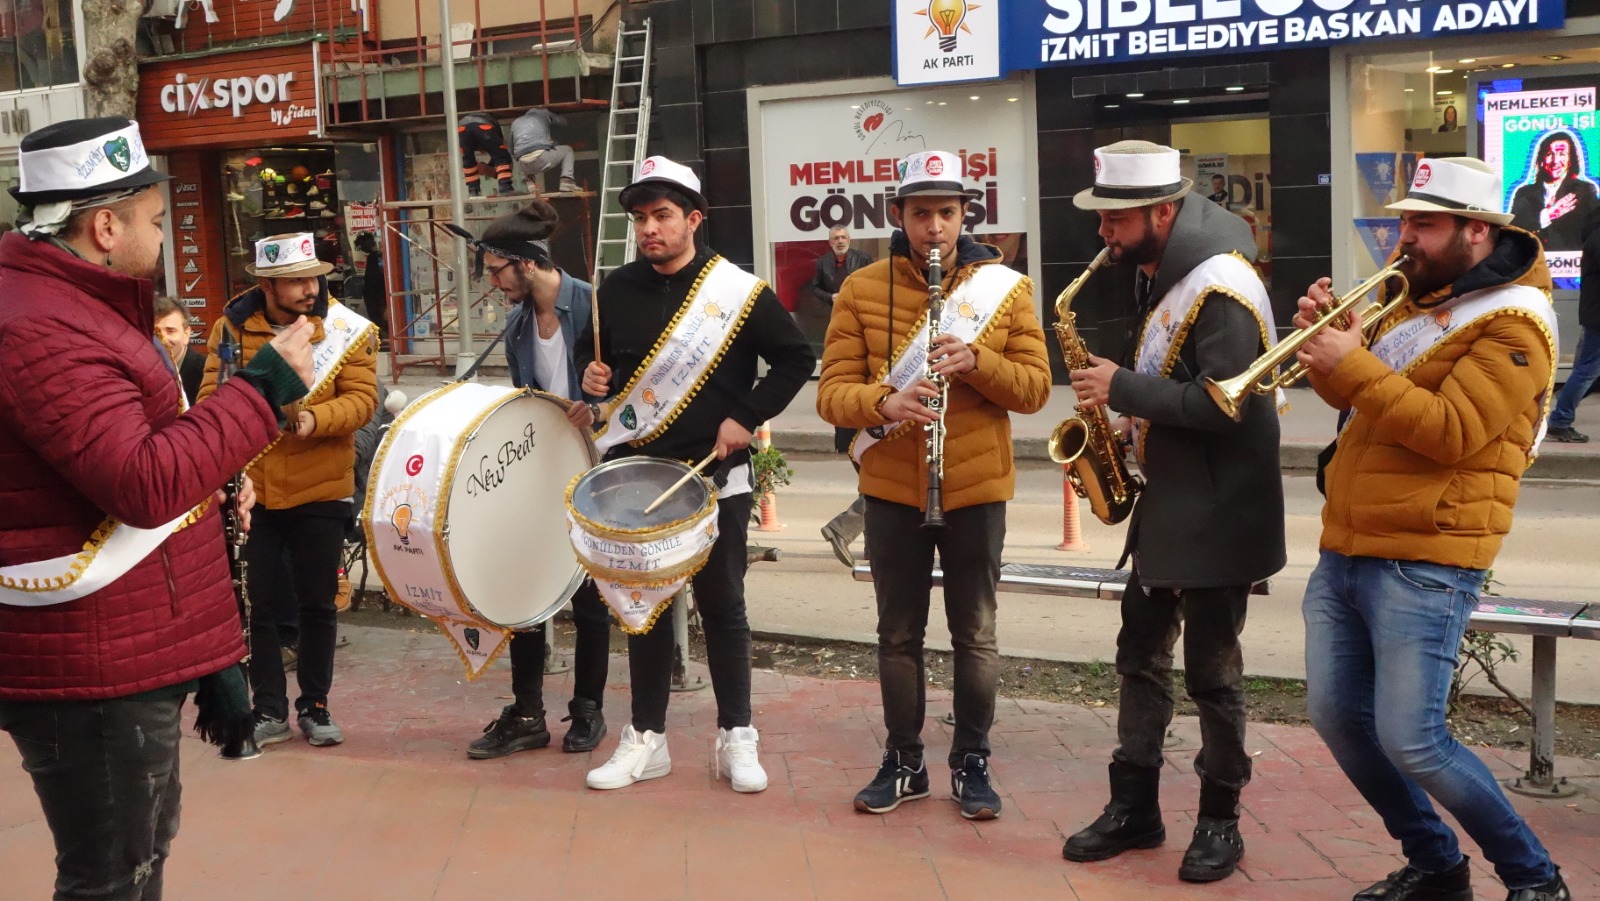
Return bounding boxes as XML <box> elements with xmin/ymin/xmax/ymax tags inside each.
<box><xmin>458</xmin><ymin>112</ymin><xmax>515</xmax><ymax>197</ymax></box>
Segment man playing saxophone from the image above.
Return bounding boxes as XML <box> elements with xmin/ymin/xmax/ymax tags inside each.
<box><xmin>817</xmin><ymin>150</ymin><xmax>1049</xmax><ymax>821</ymax></box>
<box><xmin>1297</xmin><ymin>157</ymin><xmax>1570</xmax><ymax>901</ymax></box>
<box><xmin>1061</xmin><ymin>141</ymin><xmax>1285</xmax><ymax>883</ymax></box>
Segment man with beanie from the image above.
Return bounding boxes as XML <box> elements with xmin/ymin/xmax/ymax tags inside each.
<box><xmin>0</xmin><ymin>117</ymin><xmax>313</xmax><ymax>898</ymax></box>
<box><xmin>1298</xmin><ymin>157</ymin><xmax>1570</xmax><ymax>901</ymax></box>
<box><xmin>458</xmin><ymin>201</ymin><xmax>611</xmax><ymax>759</ymax></box>
<box><xmin>199</xmin><ymin>232</ymin><xmax>379</xmax><ymax>750</ymax></box>
<box><xmin>817</xmin><ymin>150</ymin><xmax>1051</xmax><ymax>822</ymax></box>
<box><xmin>578</xmin><ymin>157</ymin><xmax>813</xmax><ymax>794</ymax></box>
<box><xmin>1061</xmin><ymin>141</ymin><xmax>1285</xmax><ymax>882</ymax></box>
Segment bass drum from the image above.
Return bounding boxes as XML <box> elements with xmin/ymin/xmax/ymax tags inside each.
<box><xmin>365</xmin><ymin>382</ymin><xmax>598</xmax><ymax>630</ymax></box>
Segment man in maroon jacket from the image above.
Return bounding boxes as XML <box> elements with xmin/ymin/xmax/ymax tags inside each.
<box><xmin>0</xmin><ymin>117</ymin><xmax>314</xmax><ymax>900</ymax></box>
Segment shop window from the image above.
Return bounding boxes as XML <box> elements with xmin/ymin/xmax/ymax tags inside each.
<box><xmin>221</xmin><ymin>146</ymin><xmax>375</xmax><ymax>304</ymax></box>
<box><xmin>1173</xmin><ymin>117</ymin><xmax>1273</xmax><ymax>294</ymax></box>
<box><xmin>0</xmin><ymin>0</ymin><xmax>78</xmax><ymax>92</ymax></box>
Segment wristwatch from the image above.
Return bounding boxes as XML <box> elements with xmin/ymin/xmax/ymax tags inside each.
<box><xmin>872</xmin><ymin>388</ymin><xmax>893</xmax><ymax>418</ymax></box>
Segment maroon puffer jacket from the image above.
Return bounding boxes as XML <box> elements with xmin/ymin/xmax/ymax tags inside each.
<box><xmin>0</xmin><ymin>232</ymin><xmax>280</xmax><ymax>699</ymax></box>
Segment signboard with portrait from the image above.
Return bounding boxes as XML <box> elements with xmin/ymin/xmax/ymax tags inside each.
<box><xmin>755</xmin><ymin>81</ymin><xmax>1030</xmax><ymax>351</ymax></box>
<box><xmin>1482</xmin><ymin>84</ymin><xmax>1600</xmax><ymax>290</ymax></box>
<box><xmin>895</xmin><ymin>0</ymin><xmax>1564</xmax><ymax>84</ymax></box>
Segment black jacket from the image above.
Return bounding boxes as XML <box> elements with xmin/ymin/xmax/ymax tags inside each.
<box><xmin>810</xmin><ymin>248</ymin><xmax>872</xmax><ymax>306</ymax></box>
<box><xmin>1509</xmin><ymin>176</ymin><xmax>1600</xmax><ymax>253</ymax></box>
<box><xmin>1107</xmin><ymin>196</ymin><xmax>1287</xmax><ymax>589</ymax></box>
<box><xmin>579</xmin><ymin>249</ymin><xmax>814</xmax><ymax>470</ymax></box>
<box><xmin>1580</xmin><ymin>206</ymin><xmax>1600</xmax><ymax>329</ymax></box>
<box><xmin>177</xmin><ymin>349</ymin><xmax>204</xmax><ymax>406</ymax></box>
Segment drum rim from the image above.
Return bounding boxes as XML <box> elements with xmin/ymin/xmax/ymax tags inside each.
<box><xmin>567</xmin><ymin>500</ymin><xmax>719</xmax><ymax>587</ymax></box>
<box><xmin>438</xmin><ymin>389</ymin><xmax>600</xmax><ymax>627</ymax></box>
<box><xmin>563</xmin><ymin>457</ymin><xmax>719</xmax><ymax>542</ymax></box>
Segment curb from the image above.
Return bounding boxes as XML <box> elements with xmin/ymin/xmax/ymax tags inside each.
<box><xmin>772</xmin><ymin>430</ymin><xmax>1600</xmax><ymax>479</ymax></box>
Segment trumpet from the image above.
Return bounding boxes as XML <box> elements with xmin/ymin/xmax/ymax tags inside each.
<box><xmin>1204</xmin><ymin>257</ymin><xmax>1411</xmax><ymax>421</ymax></box>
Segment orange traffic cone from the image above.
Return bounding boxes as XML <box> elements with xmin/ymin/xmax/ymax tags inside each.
<box><xmin>1056</xmin><ymin>466</ymin><xmax>1089</xmax><ymax>552</ymax></box>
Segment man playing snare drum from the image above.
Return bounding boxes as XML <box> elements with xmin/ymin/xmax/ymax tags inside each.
<box><xmin>578</xmin><ymin>157</ymin><xmax>813</xmax><ymax>793</ymax></box>
<box><xmin>462</xmin><ymin>200</ymin><xmax>612</xmax><ymax>758</ymax></box>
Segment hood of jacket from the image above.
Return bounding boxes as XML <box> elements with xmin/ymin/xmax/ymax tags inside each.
<box><xmin>1148</xmin><ymin>195</ymin><xmax>1258</xmax><ymax>302</ymax></box>
<box><xmin>1413</xmin><ymin>224</ymin><xmax>1549</xmax><ymax>309</ymax></box>
<box><xmin>222</xmin><ymin>276</ymin><xmax>332</xmax><ymax>329</ymax></box>
<box><xmin>887</xmin><ymin>231</ymin><xmax>1002</xmax><ymax>274</ymax></box>
<box><xmin>0</xmin><ymin>231</ymin><xmax>155</xmax><ymax>334</ymax></box>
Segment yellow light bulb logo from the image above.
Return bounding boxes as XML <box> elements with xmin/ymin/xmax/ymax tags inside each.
<box><xmin>923</xmin><ymin>0</ymin><xmax>976</xmax><ymax>53</ymax></box>
<box><xmin>391</xmin><ymin>503</ymin><xmax>413</xmax><ymax>545</ymax></box>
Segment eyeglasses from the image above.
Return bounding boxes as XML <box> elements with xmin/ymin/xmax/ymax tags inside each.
<box><xmin>484</xmin><ymin>260</ymin><xmax>516</xmax><ymax>280</ymax></box>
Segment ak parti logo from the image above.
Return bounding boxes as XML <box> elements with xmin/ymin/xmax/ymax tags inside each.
<box><xmin>916</xmin><ymin>0</ymin><xmax>981</xmax><ymax>53</ymax></box>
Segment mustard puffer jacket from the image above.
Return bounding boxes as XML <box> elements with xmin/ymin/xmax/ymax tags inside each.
<box><xmin>198</xmin><ymin>289</ymin><xmax>379</xmax><ymax>510</ymax></box>
<box><xmin>817</xmin><ymin>235</ymin><xmax>1051</xmax><ymax>512</ymax></box>
<box><xmin>1312</xmin><ymin>228</ymin><xmax>1554</xmax><ymax>570</ymax></box>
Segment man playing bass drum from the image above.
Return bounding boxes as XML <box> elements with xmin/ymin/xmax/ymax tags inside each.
<box><xmin>816</xmin><ymin>150</ymin><xmax>1050</xmax><ymax>822</ymax></box>
<box><xmin>1061</xmin><ymin>140</ymin><xmax>1285</xmax><ymax>883</ymax></box>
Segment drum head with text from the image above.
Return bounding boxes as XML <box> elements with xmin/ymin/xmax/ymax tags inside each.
<box><xmin>441</xmin><ymin>392</ymin><xmax>597</xmax><ymax>629</ymax></box>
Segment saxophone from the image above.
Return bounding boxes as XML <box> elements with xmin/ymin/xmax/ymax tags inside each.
<box><xmin>922</xmin><ymin>246</ymin><xmax>947</xmax><ymax>532</ymax></box>
<box><xmin>1048</xmin><ymin>247</ymin><xmax>1142</xmax><ymax>525</ymax></box>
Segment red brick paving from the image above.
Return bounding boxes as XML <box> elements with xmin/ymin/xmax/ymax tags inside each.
<box><xmin>0</xmin><ymin>623</ymin><xmax>1595</xmax><ymax>900</ymax></box>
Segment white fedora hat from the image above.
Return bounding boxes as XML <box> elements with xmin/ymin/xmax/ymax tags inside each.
<box><xmin>892</xmin><ymin>150</ymin><xmax>981</xmax><ymax>202</ymax></box>
<box><xmin>620</xmin><ymin>156</ymin><xmax>709</xmax><ymax>214</ymax></box>
<box><xmin>1387</xmin><ymin>157</ymin><xmax>1514</xmax><ymax>225</ymax></box>
<box><xmin>245</xmin><ymin>232</ymin><xmax>334</xmax><ymax>278</ymax></box>
<box><xmin>1074</xmin><ymin>140</ymin><xmax>1193</xmax><ymax>210</ymax></box>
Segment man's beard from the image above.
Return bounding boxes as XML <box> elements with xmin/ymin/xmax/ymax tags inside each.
<box><xmin>1113</xmin><ymin>222</ymin><xmax>1163</xmax><ymax>267</ymax></box>
<box><xmin>640</xmin><ymin>234</ymin><xmax>690</xmax><ymax>263</ymax></box>
<box><xmin>1402</xmin><ymin>227</ymin><xmax>1475</xmax><ymax>299</ymax></box>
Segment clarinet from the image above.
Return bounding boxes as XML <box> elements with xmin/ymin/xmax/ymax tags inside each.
<box><xmin>922</xmin><ymin>246</ymin><xmax>947</xmax><ymax>532</ymax></box>
<box><xmin>215</xmin><ymin>323</ymin><xmax>260</xmax><ymax>761</ymax></box>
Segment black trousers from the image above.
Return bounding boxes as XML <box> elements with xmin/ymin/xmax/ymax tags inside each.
<box><xmin>508</xmin><ymin>579</ymin><xmax>612</xmax><ymax>716</ymax></box>
<box><xmin>627</xmin><ymin>493</ymin><xmax>754</xmax><ymax>734</ymax></box>
<box><xmin>245</xmin><ymin>504</ymin><xmax>347</xmax><ymax>720</ymax></box>
<box><xmin>458</xmin><ymin>121</ymin><xmax>513</xmax><ymax>189</ymax></box>
<box><xmin>0</xmin><ymin>696</ymin><xmax>183</xmax><ymax>900</ymax></box>
<box><xmin>865</xmin><ymin>497</ymin><xmax>1006</xmax><ymax>768</ymax></box>
<box><xmin>1113</xmin><ymin>569</ymin><xmax>1253</xmax><ymax>792</ymax></box>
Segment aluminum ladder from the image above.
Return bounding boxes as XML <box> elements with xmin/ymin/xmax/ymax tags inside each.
<box><xmin>591</xmin><ymin>19</ymin><xmax>654</xmax><ymax>289</ymax></box>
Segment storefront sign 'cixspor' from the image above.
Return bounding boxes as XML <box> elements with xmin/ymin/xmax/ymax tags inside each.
<box><xmin>157</xmin><ymin>71</ymin><xmax>298</xmax><ymax>118</ymax></box>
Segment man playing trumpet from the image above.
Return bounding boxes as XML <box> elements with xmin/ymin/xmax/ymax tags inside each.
<box><xmin>1297</xmin><ymin>157</ymin><xmax>1570</xmax><ymax>901</ymax></box>
<box><xmin>817</xmin><ymin>150</ymin><xmax>1049</xmax><ymax>821</ymax></box>
<box><xmin>1062</xmin><ymin>141</ymin><xmax>1285</xmax><ymax>883</ymax></box>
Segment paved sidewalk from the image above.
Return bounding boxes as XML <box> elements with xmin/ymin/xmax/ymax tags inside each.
<box><xmin>3</xmin><ymin>624</ymin><xmax>1594</xmax><ymax>900</ymax></box>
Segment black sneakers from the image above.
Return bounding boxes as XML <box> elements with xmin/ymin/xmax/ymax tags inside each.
<box><xmin>1546</xmin><ymin>426</ymin><xmax>1589</xmax><ymax>443</ymax></box>
<box><xmin>951</xmin><ymin>753</ymin><xmax>1001</xmax><ymax>820</ymax></box>
<box><xmin>467</xmin><ymin>704</ymin><xmax>550</xmax><ymax>759</ymax></box>
<box><xmin>560</xmin><ymin>698</ymin><xmax>607</xmax><ymax>753</ymax></box>
<box><xmin>854</xmin><ymin>751</ymin><xmax>930</xmax><ymax>814</ymax></box>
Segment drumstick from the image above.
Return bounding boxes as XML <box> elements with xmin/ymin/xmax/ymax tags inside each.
<box><xmin>642</xmin><ymin>451</ymin><xmax>719</xmax><ymax>516</ymax></box>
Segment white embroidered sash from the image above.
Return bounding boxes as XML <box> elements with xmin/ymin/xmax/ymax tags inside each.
<box><xmin>850</xmin><ymin>263</ymin><xmax>1027</xmax><ymax>463</ymax></box>
<box><xmin>1130</xmin><ymin>253</ymin><xmax>1279</xmax><ymax>460</ymax></box>
<box><xmin>0</xmin><ymin>303</ymin><xmax>375</xmax><ymax>607</ymax></box>
<box><xmin>1343</xmin><ymin>285</ymin><xmax>1558</xmax><ymax>461</ymax></box>
<box><xmin>594</xmin><ymin>257</ymin><xmax>764</xmax><ymax>452</ymax></box>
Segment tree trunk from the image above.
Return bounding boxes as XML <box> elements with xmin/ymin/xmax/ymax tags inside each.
<box><xmin>81</xmin><ymin>0</ymin><xmax>144</xmax><ymax>119</ymax></box>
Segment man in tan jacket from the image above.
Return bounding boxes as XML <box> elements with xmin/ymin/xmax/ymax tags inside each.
<box><xmin>200</xmin><ymin>232</ymin><xmax>379</xmax><ymax>750</ymax></box>
<box><xmin>1297</xmin><ymin>157</ymin><xmax>1570</xmax><ymax>901</ymax></box>
<box><xmin>817</xmin><ymin>150</ymin><xmax>1049</xmax><ymax>822</ymax></box>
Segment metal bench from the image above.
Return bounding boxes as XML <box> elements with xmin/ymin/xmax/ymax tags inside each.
<box><xmin>851</xmin><ymin>562</ymin><xmax>1594</xmax><ymax>797</ymax></box>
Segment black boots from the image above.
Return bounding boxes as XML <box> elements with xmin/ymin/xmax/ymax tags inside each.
<box><xmin>1178</xmin><ymin>780</ymin><xmax>1244</xmax><ymax>882</ymax></box>
<box><xmin>1353</xmin><ymin>856</ymin><xmax>1473</xmax><ymax>900</ymax></box>
<box><xmin>561</xmin><ymin>697</ymin><xmax>606</xmax><ymax>752</ymax></box>
<box><xmin>1062</xmin><ymin>761</ymin><xmax>1166</xmax><ymax>862</ymax></box>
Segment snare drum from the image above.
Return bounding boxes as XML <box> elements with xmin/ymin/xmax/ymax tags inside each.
<box><xmin>365</xmin><ymin>382</ymin><xmax>598</xmax><ymax>631</ymax></box>
<box><xmin>566</xmin><ymin>456</ymin><xmax>719</xmax><ymax>634</ymax></box>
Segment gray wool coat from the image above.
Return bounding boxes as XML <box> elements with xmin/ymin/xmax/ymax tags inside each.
<box><xmin>1106</xmin><ymin>195</ymin><xmax>1287</xmax><ymax>590</ymax></box>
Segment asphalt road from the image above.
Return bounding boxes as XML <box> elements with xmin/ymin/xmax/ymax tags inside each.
<box><xmin>740</xmin><ymin>456</ymin><xmax>1600</xmax><ymax>706</ymax></box>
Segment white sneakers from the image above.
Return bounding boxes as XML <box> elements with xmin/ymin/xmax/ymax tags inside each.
<box><xmin>585</xmin><ymin>725</ymin><xmax>671</xmax><ymax>790</ymax></box>
<box><xmin>716</xmin><ymin>726</ymin><xmax>769</xmax><ymax>793</ymax></box>
<box><xmin>584</xmin><ymin>724</ymin><xmax>769</xmax><ymax>793</ymax></box>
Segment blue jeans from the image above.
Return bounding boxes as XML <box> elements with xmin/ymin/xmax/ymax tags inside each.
<box><xmin>1303</xmin><ymin>552</ymin><xmax>1556</xmax><ymax>890</ymax></box>
<box><xmin>0</xmin><ymin>695</ymin><xmax>183</xmax><ymax>900</ymax></box>
<box><xmin>1549</xmin><ymin>322</ymin><xmax>1600</xmax><ymax>429</ymax></box>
